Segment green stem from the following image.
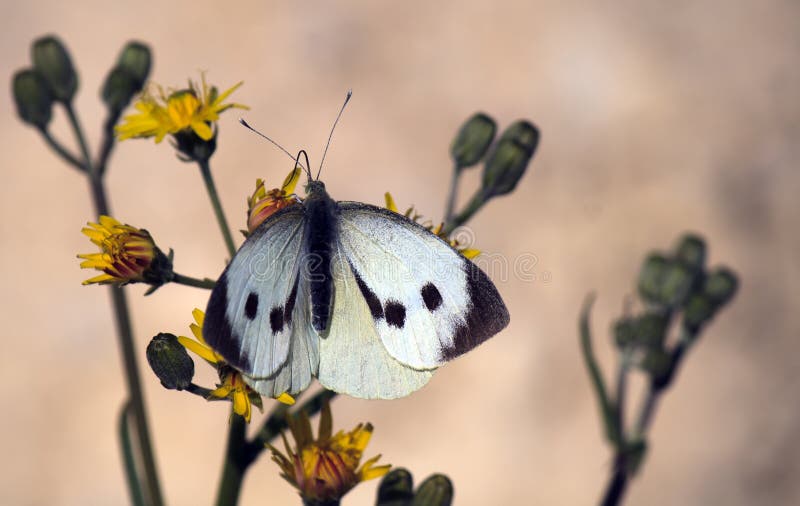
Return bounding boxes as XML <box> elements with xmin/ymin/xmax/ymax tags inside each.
<box><xmin>119</xmin><ymin>402</ymin><xmax>145</xmax><ymax>506</ymax></box>
<box><xmin>198</xmin><ymin>159</ymin><xmax>237</xmax><ymax>257</ymax></box>
<box><xmin>579</xmin><ymin>294</ymin><xmax>621</xmax><ymax>446</ymax></box>
<box><xmin>97</xmin><ymin>112</ymin><xmax>121</xmax><ymax>177</ymax></box>
<box><xmin>172</xmin><ymin>272</ymin><xmax>217</xmax><ymax>289</ymax></box>
<box><xmin>442</xmin><ymin>188</ymin><xmax>488</xmax><ymax>236</ymax></box>
<box><xmin>40</xmin><ymin>128</ymin><xmax>85</xmax><ymax>172</ymax></box>
<box><xmin>443</xmin><ymin>164</ymin><xmax>461</xmax><ymax>223</ymax></box>
<box><xmin>65</xmin><ymin>102</ymin><xmax>164</xmax><ymax>506</ymax></box>
<box><xmin>215</xmin><ymin>415</ymin><xmax>248</xmax><ymax>506</ymax></box>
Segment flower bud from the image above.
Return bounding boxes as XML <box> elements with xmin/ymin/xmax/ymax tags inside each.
<box><xmin>412</xmin><ymin>474</ymin><xmax>453</xmax><ymax>506</ymax></box>
<box><xmin>450</xmin><ymin>112</ymin><xmax>496</xmax><ymax>169</ymax></box>
<box><xmin>12</xmin><ymin>69</ymin><xmax>53</xmax><ymax>129</ymax></box>
<box><xmin>116</xmin><ymin>41</ymin><xmax>151</xmax><ymax>90</ymax></box>
<box><xmin>640</xmin><ymin>347</ymin><xmax>672</xmax><ymax>384</ymax></box>
<box><xmin>147</xmin><ymin>333</ymin><xmax>194</xmax><ymax>390</ymax></box>
<box><xmin>675</xmin><ymin>234</ymin><xmax>706</xmax><ymax>272</ymax></box>
<box><xmin>635</xmin><ymin>312</ymin><xmax>669</xmax><ymax>348</ymax></box>
<box><xmin>703</xmin><ymin>267</ymin><xmax>738</xmax><ymax>307</ymax></box>
<box><xmin>682</xmin><ymin>293</ymin><xmax>714</xmax><ymax>333</ymax></box>
<box><xmin>101</xmin><ymin>66</ymin><xmax>139</xmax><ymax>115</ymax></box>
<box><xmin>31</xmin><ymin>36</ymin><xmax>77</xmax><ymax>102</ymax></box>
<box><xmin>481</xmin><ymin>120</ymin><xmax>539</xmax><ymax>198</ymax></box>
<box><xmin>376</xmin><ymin>468</ymin><xmax>414</xmax><ymax>506</ymax></box>
<box><xmin>613</xmin><ymin>317</ymin><xmax>637</xmax><ymax>349</ymax></box>
<box><xmin>637</xmin><ymin>253</ymin><xmax>669</xmax><ymax>305</ymax></box>
<box><xmin>659</xmin><ymin>261</ymin><xmax>697</xmax><ymax>308</ymax></box>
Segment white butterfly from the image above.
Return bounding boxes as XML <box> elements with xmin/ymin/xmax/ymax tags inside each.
<box><xmin>202</xmin><ymin>174</ymin><xmax>509</xmax><ymax>399</ymax></box>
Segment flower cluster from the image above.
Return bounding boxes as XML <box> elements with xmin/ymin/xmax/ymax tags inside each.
<box><xmin>246</xmin><ymin>166</ymin><xmax>302</xmax><ymax>234</ymax></box>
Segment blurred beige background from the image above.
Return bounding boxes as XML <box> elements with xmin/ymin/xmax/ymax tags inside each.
<box><xmin>2</xmin><ymin>1</ymin><xmax>798</xmax><ymax>505</ymax></box>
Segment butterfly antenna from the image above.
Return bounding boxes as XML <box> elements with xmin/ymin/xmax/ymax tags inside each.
<box><xmin>295</xmin><ymin>150</ymin><xmax>312</xmax><ymax>183</ymax></box>
<box><xmin>239</xmin><ymin>118</ymin><xmax>309</xmax><ymax>175</ymax></box>
<box><xmin>316</xmin><ymin>89</ymin><xmax>352</xmax><ymax>180</ymax></box>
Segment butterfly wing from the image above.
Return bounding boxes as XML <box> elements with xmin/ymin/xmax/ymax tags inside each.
<box><xmin>335</xmin><ymin>202</ymin><xmax>509</xmax><ymax>371</ymax></box>
<box><xmin>204</xmin><ymin>206</ymin><xmax>315</xmax><ymax>385</ymax></box>
<box><xmin>316</xmin><ymin>244</ymin><xmax>434</xmax><ymax>399</ymax></box>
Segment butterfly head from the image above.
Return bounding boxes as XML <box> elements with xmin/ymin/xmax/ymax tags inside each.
<box><xmin>304</xmin><ymin>179</ymin><xmax>328</xmax><ymax>200</ymax></box>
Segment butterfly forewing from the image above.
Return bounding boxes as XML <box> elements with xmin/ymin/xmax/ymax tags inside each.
<box><xmin>336</xmin><ymin>203</ymin><xmax>509</xmax><ymax>370</ymax></box>
<box><xmin>204</xmin><ymin>206</ymin><xmax>308</xmax><ymax>378</ymax></box>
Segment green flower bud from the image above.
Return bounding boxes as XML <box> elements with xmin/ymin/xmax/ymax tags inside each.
<box><xmin>412</xmin><ymin>474</ymin><xmax>453</xmax><ymax>506</ymax></box>
<box><xmin>376</xmin><ymin>468</ymin><xmax>414</xmax><ymax>506</ymax></box>
<box><xmin>704</xmin><ymin>267</ymin><xmax>738</xmax><ymax>307</ymax></box>
<box><xmin>146</xmin><ymin>333</ymin><xmax>194</xmax><ymax>390</ymax></box>
<box><xmin>635</xmin><ymin>312</ymin><xmax>669</xmax><ymax>348</ymax></box>
<box><xmin>12</xmin><ymin>69</ymin><xmax>53</xmax><ymax>129</ymax></box>
<box><xmin>450</xmin><ymin>112</ymin><xmax>496</xmax><ymax>169</ymax></box>
<box><xmin>675</xmin><ymin>234</ymin><xmax>706</xmax><ymax>272</ymax></box>
<box><xmin>637</xmin><ymin>253</ymin><xmax>669</xmax><ymax>305</ymax></box>
<box><xmin>659</xmin><ymin>261</ymin><xmax>697</xmax><ymax>308</ymax></box>
<box><xmin>102</xmin><ymin>66</ymin><xmax>139</xmax><ymax>115</ymax></box>
<box><xmin>116</xmin><ymin>41</ymin><xmax>151</xmax><ymax>89</ymax></box>
<box><xmin>613</xmin><ymin>317</ymin><xmax>637</xmax><ymax>349</ymax></box>
<box><xmin>640</xmin><ymin>348</ymin><xmax>672</xmax><ymax>384</ymax></box>
<box><xmin>682</xmin><ymin>293</ymin><xmax>714</xmax><ymax>333</ymax></box>
<box><xmin>481</xmin><ymin>121</ymin><xmax>539</xmax><ymax>198</ymax></box>
<box><xmin>31</xmin><ymin>35</ymin><xmax>77</xmax><ymax>102</ymax></box>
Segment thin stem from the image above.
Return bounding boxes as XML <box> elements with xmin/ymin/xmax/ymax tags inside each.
<box><xmin>185</xmin><ymin>383</ymin><xmax>217</xmax><ymax>398</ymax></box>
<box><xmin>442</xmin><ymin>188</ymin><xmax>487</xmax><ymax>236</ymax></box>
<box><xmin>215</xmin><ymin>415</ymin><xmax>247</xmax><ymax>506</ymax></box>
<box><xmin>579</xmin><ymin>294</ymin><xmax>621</xmax><ymax>445</ymax></box>
<box><xmin>198</xmin><ymin>159</ymin><xmax>237</xmax><ymax>257</ymax></box>
<box><xmin>65</xmin><ymin>102</ymin><xmax>164</xmax><ymax>506</ymax></box>
<box><xmin>601</xmin><ymin>455</ymin><xmax>629</xmax><ymax>506</ymax></box>
<box><xmin>118</xmin><ymin>402</ymin><xmax>145</xmax><ymax>506</ymax></box>
<box><xmin>172</xmin><ymin>272</ymin><xmax>217</xmax><ymax>289</ymax></box>
<box><xmin>443</xmin><ymin>164</ymin><xmax>461</xmax><ymax>223</ymax></box>
<box><xmin>614</xmin><ymin>352</ymin><xmax>631</xmax><ymax>440</ymax></box>
<box><xmin>97</xmin><ymin>112</ymin><xmax>121</xmax><ymax>176</ymax></box>
<box><xmin>40</xmin><ymin>128</ymin><xmax>85</xmax><ymax>172</ymax></box>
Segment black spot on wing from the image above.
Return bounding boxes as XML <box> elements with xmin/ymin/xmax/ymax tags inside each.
<box><xmin>351</xmin><ymin>264</ymin><xmax>384</xmax><ymax>319</ymax></box>
<box><xmin>244</xmin><ymin>292</ymin><xmax>258</xmax><ymax>320</ymax></box>
<box><xmin>284</xmin><ymin>276</ymin><xmax>299</xmax><ymax>325</ymax></box>
<box><xmin>440</xmin><ymin>259</ymin><xmax>510</xmax><ymax>361</ymax></box>
<box><xmin>421</xmin><ymin>283</ymin><xmax>443</xmax><ymax>311</ymax></box>
<box><xmin>385</xmin><ymin>301</ymin><xmax>407</xmax><ymax>328</ymax></box>
<box><xmin>203</xmin><ymin>272</ymin><xmax>253</xmax><ymax>372</ymax></box>
<box><xmin>270</xmin><ymin>306</ymin><xmax>285</xmax><ymax>334</ymax></box>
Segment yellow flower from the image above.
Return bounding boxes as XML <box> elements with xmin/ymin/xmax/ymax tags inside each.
<box><xmin>384</xmin><ymin>192</ymin><xmax>480</xmax><ymax>259</ymax></box>
<box><xmin>178</xmin><ymin>309</ymin><xmax>294</xmax><ymax>422</ymax></box>
<box><xmin>115</xmin><ymin>73</ymin><xmax>248</xmax><ymax>143</ymax></box>
<box><xmin>246</xmin><ymin>166</ymin><xmax>302</xmax><ymax>234</ymax></box>
<box><xmin>78</xmin><ymin>215</ymin><xmax>164</xmax><ymax>285</ymax></box>
<box><xmin>269</xmin><ymin>400</ymin><xmax>390</xmax><ymax>503</ymax></box>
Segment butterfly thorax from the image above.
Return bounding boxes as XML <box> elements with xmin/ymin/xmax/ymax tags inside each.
<box><xmin>303</xmin><ymin>179</ymin><xmax>338</xmax><ymax>334</ymax></box>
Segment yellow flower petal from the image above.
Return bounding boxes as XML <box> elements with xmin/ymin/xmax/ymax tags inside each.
<box><xmin>384</xmin><ymin>192</ymin><xmax>398</xmax><ymax>213</ymax></box>
<box><xmin>177</xmin><ymin>335</ymin><xmax>219</xmax><ymax>364</ymax></box>
<box><xmin>276</xmin><ymin>392</ymin><xmax>296</xmax><ymax>405</ymax></box>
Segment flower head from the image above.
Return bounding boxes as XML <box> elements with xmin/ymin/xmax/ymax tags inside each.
<box><xmin>78</xmin><ymin>215</ymin><xmax>171</xmax><ymax>286</ymax></box>
<box><xmin>115</xmin><ymin>73</ymin><xmax>247</xmax><ymax>143</ymax></box>
<box><xmin>178</xmin><ymin>309</ymin><xmax>294</xmax><ymax>422</ymax></box>
<box><xmin>246</xmin><ymin>166</ymin><xmax>302</xmax><ymax>234</ymax></box>
<box><xmin>269</xmin><ymin>400</ymin><xmax>390</xmax><ymax>504</ymax></box>
<box><xmin>384</xmin><ymin>192</ymin><xmax>480</xmax><ymax>259</ymax></box>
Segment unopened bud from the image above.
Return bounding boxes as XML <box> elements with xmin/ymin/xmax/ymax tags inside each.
<box><xmin>412</xmin><ymin>474</ymin><xmax>453</xmax><ymax>506</ymax></box>
<box><xmin>704</xmin><ymin>267</ymin><xmax>738</xmax><ymax>307</ymax></box>
<box><xmin>450</xmin><ymin>113</ymin><xmax>496</xmax><ymax>169</ymax></box>
<box><xmin>31</xmin><ymin>36</ymin><xmax>77</xmax><ymax>102</ymax></box>
<box><xmin>659</xmin><ymin>261</ymin><xmax>697</xmax><ymax>308</ymax></box>
<box><xmin>12</xmin><ymin>69</ymin><xmax>53</xmax><ymax>129</ymax></box>
<box><xmin>482</xmin><ymin>120</ymin><xmax>539</xmax><ymax>198</ymax></box>
<box><xmin>638</xmin><ymin>253</ymin><xmax>669</xmax><ymax>305</ymax></box>
<box><xmin>146</xmin><ymin>333</ymin><xmax>194</xmax><ymax>390</ymax></box>
<box><xmin>377</xmin><ymin>468</ymin><xmax>414</xmax><ymax>506</ymax></box>
<box><xmin>116</xmin><ymin>41</ymin><xmax>151</xmax><ymax>89</ymax></box>
<box><xmin>675</xmin><ymin>234</ymin><xmax>706</xmax><ymax>272</ymax></box>
<box><xmin>102</xmin><ymin>67</ymin><xmax>139</xmax><ymax>115</ymax></box>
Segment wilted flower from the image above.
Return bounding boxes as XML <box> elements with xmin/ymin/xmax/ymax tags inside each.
<box><xmin>269</xmin><ymin>400</ymin><xmax>390</xmax><ymax>505</ymax></box>
<box><xmin>115</xmin><ymin>73</ymin><xmax>247</xmax><ymax>143</ymax></box>
<box><xmin>246</xmin><ymin>166</ymin><xmax>302</xmax><ymax>234</ymax></box>
<box><xmin>78</xmin><ymin>215</ymin><xmax>171</xmax><ymax>286</ymax></box>
<box><xmin>178</xmin><ymin>308</ymin><xmax>294</xmax><ymax>422</ymax></box>
<box><xmin>384</xmin><ymin>192</ymin><xmax>480</xmax><ymax>259</ymax></box>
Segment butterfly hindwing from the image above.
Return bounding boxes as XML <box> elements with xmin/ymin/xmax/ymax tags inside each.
<box><xmin>204</xmin><ymin>206</ymin><xmax>308</xmax><ymax>379</ymax></box>
<box><xmin>336</xmin><ymin>203</ymin><xmax>509</xmax><ymax>370</ymax></box>
<box><xmin>316</xmin><ymin>244</ymin><xmax>434</xmax><ymax>398</ymax></box>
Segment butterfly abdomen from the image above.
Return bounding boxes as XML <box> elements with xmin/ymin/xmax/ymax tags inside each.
<box><xmin>304</xmin><ymin>181</ymin><xmax>338</xmax><ymax>333</ymax></box>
